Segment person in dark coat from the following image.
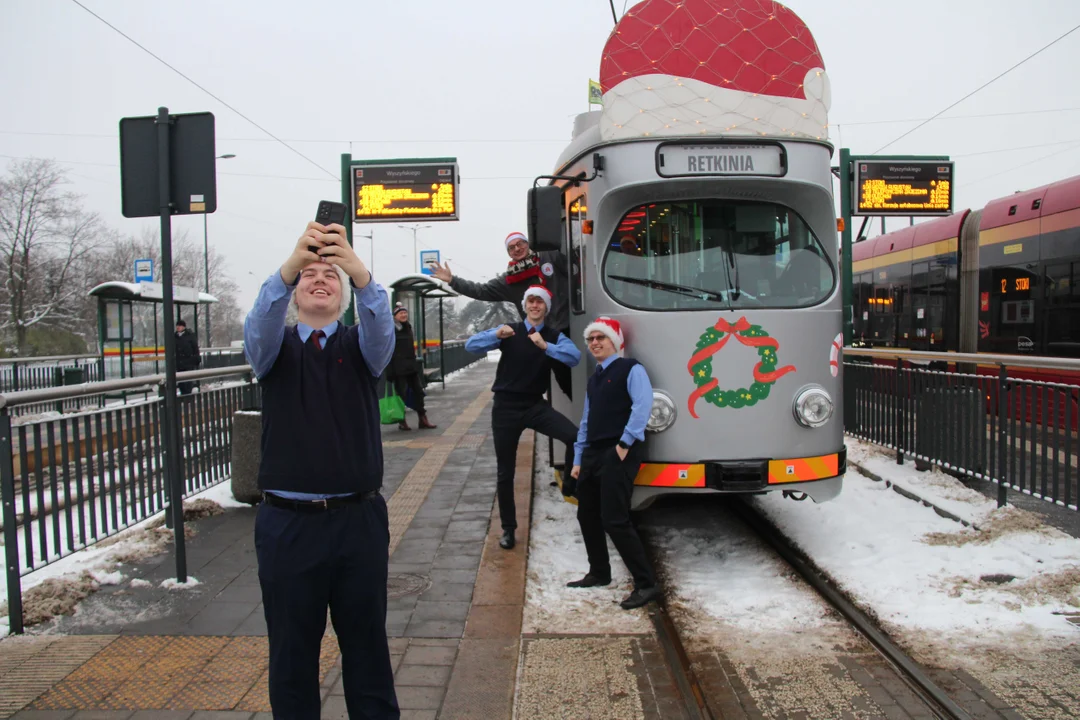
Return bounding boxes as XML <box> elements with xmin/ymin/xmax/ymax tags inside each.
<box><xmin>174</xmin><ymin>319</ymin><xmax>200</xmax><ymax>394</ymax></box>
<box><xmin>431</xmin><ymin>231</ymin><xmax>573</xmax><ymax>398</ymax></box>
<box><xmin>389</xmin><ymin>304</ymin><xmax>436</xmax><ymax>431</ymax></box>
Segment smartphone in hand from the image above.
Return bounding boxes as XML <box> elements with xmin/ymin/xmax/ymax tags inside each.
<box><xmin>311</xmin><ymin>201</ymin><xmax>348</xmax><ymax>252</ymax></box>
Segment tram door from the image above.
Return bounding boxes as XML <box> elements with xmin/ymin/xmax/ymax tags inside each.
<box><xmin>1043</xmin><ymin>258</ymin><xmax>1080</xmax><ymax>358</ymax></box>
<box><xmin>853</xmin><ymin>271</ymin><xmax>873</xmax><ymax>344</ymax></box>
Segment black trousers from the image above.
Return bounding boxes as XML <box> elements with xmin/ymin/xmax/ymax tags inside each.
<box><xmin>575</xmin><ymin>442</ymin><xmax>657</xmax><ymax>590</ymax></box>
<box><xmin>551</xmin><ymin>327</ymin><xmax>572</xmax><ymax>400</ymax></box>
<box><xmin>255</xmin><ymin>494</ymin><xmax>399</xmax><ymax>719</ymax></box>
<box><xmin>392</xmin><ymin>372</ymin><xmax>425</xmax><ymax>413</ymax></box>
<box><xmin>491</xmin><ymin>395</ymin><xmax>577</xmax><ymax>531</ymax></box>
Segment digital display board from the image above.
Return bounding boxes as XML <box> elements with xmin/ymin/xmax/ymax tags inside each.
<box><xmin>854</xmin><ymin>160</ymin><xmax>953</xmax><ymax>216</ymax></box>
<box><xmin>351</xmin><ymin>160</ymin><xmax>459</xmax><ymax>222</ymax></box>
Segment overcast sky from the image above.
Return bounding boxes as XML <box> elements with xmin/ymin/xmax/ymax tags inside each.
<box><xmin>3</xmin><ymin>0</ymin><xmax>1079</xmax><ymax>313</ymax></box>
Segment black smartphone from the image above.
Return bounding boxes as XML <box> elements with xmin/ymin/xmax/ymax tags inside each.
<box><xmin>311</xmin><ymin>200</ymin><xmax>348</xmax><ymax>253</ymax></box>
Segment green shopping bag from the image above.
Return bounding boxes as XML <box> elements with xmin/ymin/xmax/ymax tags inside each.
<box><xmin>379</xmin><ymin>381</ymin><xmax>406</xmax><ymax>424</ymax></box>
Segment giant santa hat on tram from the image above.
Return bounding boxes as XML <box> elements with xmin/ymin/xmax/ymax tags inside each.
<box><xmin>599</xmin><ymin>0</ymin><xmax>831</xmax><ymax>141</ymax></box>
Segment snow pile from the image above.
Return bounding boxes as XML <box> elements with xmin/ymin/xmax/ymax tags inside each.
<box><xmin>160</xmin><ymin>576</ymin><xmax>201</xmax><ymax>590</ymax></box>
<box><xmin>753</xmin><ymin>444</ymin><xmax>1080</xmax><ymax>661</ymax></box>
<box><xmin>523</xmin><ymin>463</ymin><xmax>651</xmax><ymax>635</ymax></box>
<box><xmin>129</xmin><ymin>579</ymin><xmax>152</xmax><ymax>588</ymax></box>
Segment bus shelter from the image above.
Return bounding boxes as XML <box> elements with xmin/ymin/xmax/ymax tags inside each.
<box><xmin>388</xmin><ymin>274</ymin><xmax>458</xmax><ymax>389</ymax></box>
<box><xmin>88</xmin><ymin>281</ymin><xmax>217</xmax><ymax>381</ymax></box>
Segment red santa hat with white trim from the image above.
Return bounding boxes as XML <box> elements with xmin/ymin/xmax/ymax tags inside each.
<box><xmin>521</xmin><ymin>285</ymin><xmax>552</xmax><ymax>314</ymax></box>
<box><xmin>505</xmin><ymin>231</ymin><xmax>529</xmax><ymax>249</ymax></box>
<box><xmin>583</xmin><ymin>316</ymin><xmax>625</xmax><ymax>357</ymax></box>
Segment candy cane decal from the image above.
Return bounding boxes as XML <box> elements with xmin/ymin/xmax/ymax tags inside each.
<box><xmin>829</xmin><ymin>332</ymin><xmax>843</xmax><ymax>377</ymax></box>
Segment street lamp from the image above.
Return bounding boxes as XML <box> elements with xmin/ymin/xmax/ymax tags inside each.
<box><xmin>204</xmin><ymin>153</ymin><xmax>237</xmax><ymax>347</ymax></box>
<box><xmin>397</xmin><ymin>225</ymin><xmax>431</xmax><ymax>274</ymax></box>
<box><xmin>355</xmin><ymin>229</ymin><xmax>375</xmax><ymax>277</ymax></box>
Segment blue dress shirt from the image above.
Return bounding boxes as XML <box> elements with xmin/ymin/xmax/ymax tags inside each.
<box><xmin>573</xmin><ymin>355</ymin><xmax>653</xmax><ymax>467</ymax></box>
<box><xmin>243</xmin><ymin>270</ymin><xmax>395</xmax><ymax>500</ymax></box>
<box><xmin>465</xmin><ymin>320</ymin><xmax>582</xmax><ymax>367</ymax></box>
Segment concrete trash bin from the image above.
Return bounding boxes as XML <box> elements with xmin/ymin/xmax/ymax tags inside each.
<box><xmin>231</xmin><ymin>410</ymin><xmax>263</xmax><ymax>505</ymax></box>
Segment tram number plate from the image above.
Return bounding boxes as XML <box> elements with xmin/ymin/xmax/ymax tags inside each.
<box><xmin>657</xmin><ymin>143</ymin><xmax>786</xmax><ymax>178</ymax></box>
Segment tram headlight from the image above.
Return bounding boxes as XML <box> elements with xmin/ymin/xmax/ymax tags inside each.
<box><xmin>793</xmin><ymin>386</ymin><xmax>833</xmax><ymax>428</ymax></box>
<box><xmin>647</xmin><ymin>391</ymin><xmax>677</xmax><ymax>433</ymax></box>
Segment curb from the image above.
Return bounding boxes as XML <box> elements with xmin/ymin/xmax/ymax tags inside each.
<box><xmin>847</xmin><ymin>458</ymin><xmax>978</xmax><ymax>530</ymax></box>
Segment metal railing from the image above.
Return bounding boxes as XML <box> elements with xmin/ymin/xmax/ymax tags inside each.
<box><xmin>844</xmin><ymin>348</ymin><xmax>1079</xmax><ymax>512</ymax></box>
<box><xmin>421</xmin><ymin>340</ymin><xmax>482</xmax><ymax>383</ymax></box>
<box><xmin>1</xmin><ymin>365</ymin><xmax>259</xmax><ymax>634</ymax></box>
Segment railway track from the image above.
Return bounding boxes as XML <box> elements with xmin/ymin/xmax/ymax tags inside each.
<box><xmin>638</xmin><ymin>496</ymin><xmax>982</xmax><ymax>720</ymax></box>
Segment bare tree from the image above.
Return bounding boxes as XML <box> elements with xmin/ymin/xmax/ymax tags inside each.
<box><xmin>0</xmin><ymin>159</ymin><xmax>105</xmax><ymax>354</ymax></box>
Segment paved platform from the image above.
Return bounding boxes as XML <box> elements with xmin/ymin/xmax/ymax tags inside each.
<box><xmin>0</xmin><ymin>359</ymin><xmax>536</xmax><ymax>719</ymax></box>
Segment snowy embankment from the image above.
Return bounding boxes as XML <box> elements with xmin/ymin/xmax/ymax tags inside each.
<box><xmin>0</xmin><ymin>480</ymin><xmax>245</xmax><ymax>635</ymax></box>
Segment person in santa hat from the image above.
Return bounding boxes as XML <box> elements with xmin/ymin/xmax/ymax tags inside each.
<box><xmin>465</xmin><ymin>285</ymin><xmax>581</xmax><ymax>550</ymax></box>
<box><xmin>430</xmin><ymin>231</ymin><xmax>572</xmax><ymax>398</ymax></box>
<box><xmin>568</xmin><ymin>316</ymin><xmax>661</xmax><ymax>610</ymax></box>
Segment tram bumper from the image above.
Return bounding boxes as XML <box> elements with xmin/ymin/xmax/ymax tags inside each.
<box><xmin>629</xmin><ymin>447</ymin><xmax>847</xmax><ymax>510</ymax></box>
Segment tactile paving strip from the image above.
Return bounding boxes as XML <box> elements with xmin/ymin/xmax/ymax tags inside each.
<box><xmin>26</xmin><ymin>634</ymin><xmax>340</xmax><ymax>713</ymax></box>
<box><xmin>0</xmin><ymin>635</ymin><xmax>115</xmax><ymax>717</ymax></box>
<box><xmin>386</xmin><ymin>390</ymin><xmax>492</xmax><ymax>556</ymax></box>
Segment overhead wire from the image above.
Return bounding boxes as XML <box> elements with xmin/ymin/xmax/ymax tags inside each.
<box><xmin>68</xmin><ymin>0</ymin><xmax>339</xmax><ymax>181</ymax></box>
<box><xmin>873</xmin><ymin>23</ymin><xmax>1080</xmax><ymax>154</ymax></box>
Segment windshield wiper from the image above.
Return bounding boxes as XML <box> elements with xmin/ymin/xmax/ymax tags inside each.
<box><xmin>723</xmin><ymin>246</ymin><xmax>742</xmax><ymax>301</ymax></box>
<box><xmin>607</xmin><ymin>274</ymin><xmax>727</xmax><ymax>303</ymax></box>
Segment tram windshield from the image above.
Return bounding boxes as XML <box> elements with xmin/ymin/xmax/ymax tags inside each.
<box><xmin>603</xmin><ymin>200</ymin><xmax>834</xmax><ymax>310</ymax></box>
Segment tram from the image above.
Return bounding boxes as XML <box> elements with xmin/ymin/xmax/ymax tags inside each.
<box><xmin>530</xmin><ymin>0</ymin><xmax>845</xmax><ymax>509</ymax></box>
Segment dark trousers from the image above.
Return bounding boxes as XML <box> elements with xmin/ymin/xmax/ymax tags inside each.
<box><xmin>575</xmin><ymin>442</ymin><xmax>657</xmax><ymax>590</ymax></box>
<box><xmin>393</xmin><ymin>372</ymin><xmax>425</xmax><ymax>414</ymax></box>
<box><xmin>551</xmin><ymin>327</ymin><xmax>572</xmax><ymax>400</ymax></box>
<box><xmin>491</xmin><ymin>395</ymin><xmax>577</xmax><ymax>531</ymax></box>
<box><xmin>255</xmin><ymin>495</ymin><xmax>399</xmax><ymax>719</ymax></box>
<box><xmin>178</xmin><ymin>381</ymin><xmax>196</xmax><ymax>395</ymax></box>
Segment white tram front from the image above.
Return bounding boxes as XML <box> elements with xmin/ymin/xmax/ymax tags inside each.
<box><xmin>529</xmin><ymin>0</ymin><xmax>845</xmax><ymax>508</ymax></box>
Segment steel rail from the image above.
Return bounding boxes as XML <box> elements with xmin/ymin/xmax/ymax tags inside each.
<box><xmin>731</xmin><ymin>497</ymin><xmax>973</xmax><ymax>720</ymax></box>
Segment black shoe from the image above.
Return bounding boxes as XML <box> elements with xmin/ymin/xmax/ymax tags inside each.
<box><xmin>566</xmin><ymin>574</ymin><xmax>611</xmax><ymax>588</ymax></box>
<box><xmin>499</xmin><ymin>530</ymin><xmax>515</xmax><ymax>549</ymax></box>
<box><xmin>620</xmin><ymin>585</ymin><xmax>662</xmax><ymax>610</ymax></box>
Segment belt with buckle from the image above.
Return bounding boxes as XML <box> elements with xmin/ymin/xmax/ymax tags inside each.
<box><xmin>262</xmin><ymin>489</ymin><xmax>379</xmax><ymax>512</ymax></box>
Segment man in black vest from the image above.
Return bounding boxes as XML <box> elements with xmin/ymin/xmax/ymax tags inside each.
<box><xmin>465</xmin><ymin>285</ymin><xmax>581</xmax><ymax>549</ymax></box>
<box><xmin>389</xmin><ymin>304</ymin><xmax>436</xmax><ymax>431</ymax></box>
<box><xmin>244</xmin><ymin>220</ymin><xmax>399</xmax><ymax>719</ymax></box>
<box><xmin>568</xmin><ymin>316</ymin><xmax>661</xmax><ymax>610</ymax></box>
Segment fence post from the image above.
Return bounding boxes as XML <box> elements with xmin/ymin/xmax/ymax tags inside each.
<box><xmin>996</xmin><ymin>364</ymin><xmax>1008</xmax><ymax>508</ymax></box>
<box><xmin>895</xmin><ymin>359</ymin><xmax>905</xmax><ymax>465</ymax></box>
<box><xmin>0</xmin><ymin>409</ymin><xmax>24</xmax><ymax>634</ymax></box>
<box><xmin>11</xmin><ymin>361</ymin><xmax>19</xmax><ymax>393</ymax></box>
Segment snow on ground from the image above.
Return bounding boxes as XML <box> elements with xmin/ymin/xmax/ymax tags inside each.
<box><xmin>752</xmin><ymin>439</ymin><xmax>1080</xmax><ymax>665</ymax></box>
<box><xmin>523</xmin><ymin>457</ymin><xmax>651</xmax><ymax>635</ymax></box>
<box><xmin>0</xmin><ymin>477</ymin><xmax>244</xmax><ymax>635</ymax></box>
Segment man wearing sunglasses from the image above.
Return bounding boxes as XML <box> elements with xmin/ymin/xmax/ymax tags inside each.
<box><xmin>568</xmin><ymin>316</ymin><xmax>661</xmax><ymax>611</ymax></box>
<box><xmin>465</xmin><ymin>285</ymin><xmax>581</xmax><ymax>550</ymax></box>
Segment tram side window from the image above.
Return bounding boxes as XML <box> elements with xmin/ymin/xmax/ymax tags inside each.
<box><xmin>568</xmin><ymin>196</ymin><xmax>586</xmax><ymax>315</ymax></box>
<box><xmin>602</xmin><ymin>199</ymin><xmax>834</xmax><ymax>310</ymax></box>
<box><xmin>982</xmin><ymin>266</ymin><xmax>1038</xmax><ymax>354</ymax></box>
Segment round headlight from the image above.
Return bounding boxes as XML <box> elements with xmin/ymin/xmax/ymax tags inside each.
<box><xmin>793</xmin><ymin>386</ymin><xmax>833</xmax><ymax>428</ymax></box>
<box><xmin>647</xmin><ymin>391</ymin><xmax>676</xmax><ymax>433</ymax></box>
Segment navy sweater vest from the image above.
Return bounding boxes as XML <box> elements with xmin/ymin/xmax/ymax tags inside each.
<box><xmin>586</xmin><ymin>357</ymin><xmax>640</xmax><ymax>444</ymax></box>
<box><xmin>257</xmin><ymin>326</ymin><xmax>383</xmax><ymax>494</ymax></box>
<box><xmin>491</xmin><ymin>323</ymin><xmax>563</xmax><ymax>400</ymax></box>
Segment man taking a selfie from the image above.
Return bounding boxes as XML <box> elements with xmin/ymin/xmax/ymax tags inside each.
<box><xmin>244</xmin><ymin>219</ymin><xmax>398</xmax><ymax>719</ymax></box>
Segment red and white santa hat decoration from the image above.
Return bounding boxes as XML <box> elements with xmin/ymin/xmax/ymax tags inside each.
<box><xmin>598</xmin><ymin>0</ymin><xmax>830</xmax><ymax>141</ymax></box>
<box><xmin>505</xmin><ymin>231</ymin><xmax>529</xmax><ymax>249</ymax></box>
<box><xmin>583</xmin><ymin>316</ymin><xmax>626</xmax><ymax>357</ymax></box>
<box><xmin>521</xmin><ymin>285</ymin><xmax>552</xmax><ymax>314</ymax></box>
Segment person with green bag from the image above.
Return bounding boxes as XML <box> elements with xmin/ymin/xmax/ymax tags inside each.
<box><xmin>379</xmin><ymin>379</ymin><xmax>406</xmax><ymax>425</ymax></box>
<box><xmin>387</xmin><ymin>304</ymin><xmax>436</xmax><ymax>430</ymax></box>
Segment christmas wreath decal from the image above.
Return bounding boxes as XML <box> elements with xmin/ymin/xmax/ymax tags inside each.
<box><xmin>687</xmin><ymin>316</ymin><xmax>797</xmax><ymax>418</ymax></box>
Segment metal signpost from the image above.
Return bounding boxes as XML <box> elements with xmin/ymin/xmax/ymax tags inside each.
<box><xmin>837</xmin><ymin>150</ymin><xmax>953</xmax><ymax>344</ymax></box>
<box><xmin>119</xmin><ymin>108</ymin><xmax>217</xmax><ymax>584</ymax></box>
